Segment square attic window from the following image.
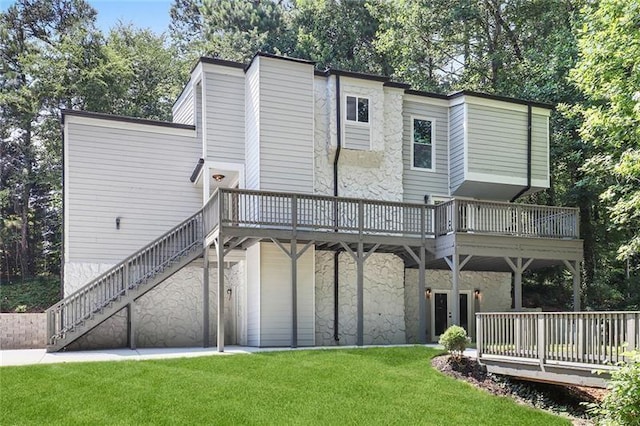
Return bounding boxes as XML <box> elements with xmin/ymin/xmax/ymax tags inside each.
<box><xmin>346</xmin><ymin>96</ymin><xmax>369</xmax><ymax>123</ymax></box>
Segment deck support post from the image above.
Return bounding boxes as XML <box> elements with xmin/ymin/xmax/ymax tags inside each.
<box><xmin>216</xmin><ymin>235</ymin><xmax>225</xmax><ymax>352</ymax></box>
<box><xmin>445</xmin><ymin>254</ymin><xmax>472</xmax><ymax>326</ymax></box>
<box><xmin>203</xmin><ymin>244</ymin><xmax>210</xmax><ymax>347</ymax></box>
<box><xmin>563</xmin><ymin>260</ymin><xmax>581</xmax><ymax>311</ymax></box>
<box><xmin>272</xmin><ymin>238</ymin><xmax>315</xmax><ymax>349</ymax></box>
<box><xmin>126</xmin><ymin>302</ymin><xmax>136</xmax><ymax>350</ymax></box>
<box><xmin>505</xmin><ymin>257</ymin><xmax>533</xmax><ymax>311</ymax></box>
<box><xmin>403</xmin><ymin>245</ymin><xmax>428</xmax><ymax>344</ymax></box>
<box><xmin>341</xmin><ymin>242</ymin><xmax>380</xmax><ymax>346</ymax></box>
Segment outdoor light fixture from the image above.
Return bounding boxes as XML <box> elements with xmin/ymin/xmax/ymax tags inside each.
<box><xmin>474</xmin><ymin>289</ymin><xmax>481</xmax><ymax>299</ymax></box>
<box><xmin>115</xmin><ymin>217</ymin><xmax>121</xmax><ymax>230</ymax></box>
<box><xmin>212</xmin><ymin>173</ymin><xmax>225</xmax><ymax>182</ymax></box>
<box><xmin>425</xmin><ymin>288</ymin><xmax>432</xmax><ymax>299</ymax></box>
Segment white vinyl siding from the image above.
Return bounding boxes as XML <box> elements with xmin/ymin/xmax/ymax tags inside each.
<box><xmin>449</xmin><ymin>104</ymin><xmax>465</xmax><ymax>194</ymax></box>
<box><xmin>259</xmin><ymin>243</ymin><xmax>314</xmax><ymax>347</ymax></box>
<box><xmin>195</xmin><ymin>82</ymin><xmax>203</xmax><ymax>148</ymax></box>
<box><xmin>344</xmin><ymin>124</ymin><xmax>371</xmax><ymax>150</ymax></box>
<box><xmin>531</xmin><ymin>113</ymin><xmax>549</xmax><ymax>186</ymax></box>
<box><xmin>245</xmin><ymin>61</ymin><xmax>260</xmax><ymax>190</ymax></box>
<box><xmin>466</xmin><ymin>103</ymin><xmax>528</xmax><ymax>179</ymax></box>
<box><xmin>403</xmin><ymin>101</ymin><xmax>449</xmax><ymax>203</ymax></box>
<box><xmin>172</xmin><ymin>86</ymin><xmax>194</xmax><ymax>125</ymax></box>
<box><xmin>64</xmin><ymin>117</ymin><xmax>200</xmax><ymax>264</ymax></box>
<box><xmin>258</xmin><ymin>58</ymin><xmax>314</xmax><ymax>193</ymax></box>
<box><xmin>205</xmin><ymin>71</ymin><xmax>245</xmax><ymax>163</ymax></box>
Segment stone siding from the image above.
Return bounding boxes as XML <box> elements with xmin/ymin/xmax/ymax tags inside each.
<box><xmin>63</xmin><ymin>260</ymin><xmax>245</xmax><ymax>350</ymax></box>
<box><xmin>404</xmin><ymin>269</ymin><xmax>512</xmax><ymax>343</ymax></box>
<box><xmin>315</xmin><ymin>251</ymin><xmax>406</xmax><ymax>346</ymax></box>
<box><xmin>1</xmin><ymin>313</ymin><xmax>47</xmax><ymax>349</ymax></box>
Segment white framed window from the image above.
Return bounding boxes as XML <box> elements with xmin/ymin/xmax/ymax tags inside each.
<box><xmin>412</xmin><ymin>117</ymin><xmax>435</xmax><ymax>171</ymax></box>
<box><xmin>346</xmin><ymin>95</ymin><xmax>369</xmax><ymax>124</ymax></box>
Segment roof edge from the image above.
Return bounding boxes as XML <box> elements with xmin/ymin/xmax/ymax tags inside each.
<box><xmin>61</xmin><ymin>109</ymin><xmax>196</xmax><ymax>130</ymax></box>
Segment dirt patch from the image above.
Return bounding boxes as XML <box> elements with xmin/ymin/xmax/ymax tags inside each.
<box><xmin>432</xmin><ymin>355</ymin><xmax>607</xmax><ymax>425</ymax></box>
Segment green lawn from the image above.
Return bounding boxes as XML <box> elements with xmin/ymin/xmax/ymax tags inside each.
<box><xmin>1</xmin><ymin>347</ymin><xmax>568</xmax><ymax>425</ymax></box>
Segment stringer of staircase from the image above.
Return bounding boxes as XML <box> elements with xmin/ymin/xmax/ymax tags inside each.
<box><xmin>46</xmin><ymin>210</ymin><xmax>205</xmax><ymax>352</ymax></box>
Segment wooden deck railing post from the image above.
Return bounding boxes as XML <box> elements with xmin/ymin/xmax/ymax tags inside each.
<box><xmin>476</xmin><ymin>313</ymin><xmax>483</xmax><ymax>358</ymax></box>
<box><xmin>537</xmin><ymin>314</ymin><xmax>546</xmax><ymax>367</ymax></box>
<box><xmin>626</xmin><ymin>314</ymin><xmax>637</xmax><ymax>352</ymax></box>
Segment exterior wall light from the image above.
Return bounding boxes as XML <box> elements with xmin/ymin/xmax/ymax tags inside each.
<box><xmin>116</xmin><ymin>217</ymin><xmax>121</xmax><ymax>230</ymax></box>
<box><xmin>425</xmin><ymin>288</ymin><xmax>432</xmax><ymax>299</ymax></box>
<box><xmin>474</xmin><ymin>289</ymin><xmax>481</xmax><ymax>299</ymax></box>
<box><xmin>212</xmin><ymin>174</ymin><xmax>225</xmax><ymax>182</ymax></box>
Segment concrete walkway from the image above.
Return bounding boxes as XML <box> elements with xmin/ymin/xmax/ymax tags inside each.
<box><xmin>0</xmin><ymin>345</ymin><xmax>477</xmax><ymax>367</ymax></box>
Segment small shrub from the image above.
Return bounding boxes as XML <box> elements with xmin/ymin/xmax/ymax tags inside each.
<box><xmin>589</xmin><ymin>351</ymin><xmax>640</xmax><ymax>425</ymax></box>
<box><xmin>439</xmin><ymin>325</ymin><xmax>470</xmax><ymax>358</ymax></box>
<box><xmin>14</xmin><ymin>305</ymin><xmax>27</xmax><ymax>313</ymax></box>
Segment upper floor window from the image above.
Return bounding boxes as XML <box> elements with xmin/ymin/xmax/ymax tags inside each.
<box><xmin>346</xmin><ymin>95</ymin><xmax>369</xmax><ymax>123</ymax></box>
<box><xmin>412</xmin><ymin>118</ymin><xmax>434</xmax><ymax>170</ymax></box>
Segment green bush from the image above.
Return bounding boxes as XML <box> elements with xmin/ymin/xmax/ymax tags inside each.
<box><xmin>0</xmin><ymin>276</ymin><xmax>60</xmax><ymax>313</ymax></box>
<box><xmin>590</xmin><ymin>351</ymin><xmax>640</xmax><ymax>425</ymax></box>
<box><xmin>439</xmin><ymin>325</ymin><xmax>470</xmax><ymax>358</ymax></box>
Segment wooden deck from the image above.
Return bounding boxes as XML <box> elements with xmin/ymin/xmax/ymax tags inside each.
<box><xmin>476</xmin><ymin>312</ymin><xmax>640</xmax><ymax>387</ymax></box>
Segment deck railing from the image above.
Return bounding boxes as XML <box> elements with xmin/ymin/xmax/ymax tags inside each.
<box><xmin>477</xmin><ymin>312</ymin><xmax>640</xmax><ymax>367</ymax></box>
<box><xmin>435</xmin><ymin>200</ymin><xmax>579</xmax><ymax>238</ymax></box>
<box><xmin>46</xmin><ymin>211</ymin><xmax>203</xmax><ymax>347</ymax></box>
<box><xmin>210</xmin><ymin>189</ymin><xmax>580</xmax><ymax>240</ymax></box>
<box><xmin>213</xmin><ymin>188</ymin><xmax>435</xmax><ymax>237</ymax></box>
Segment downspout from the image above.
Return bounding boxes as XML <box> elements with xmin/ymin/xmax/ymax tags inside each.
<box><xmin>333</xmin><ymin>73</ymin><xmax>342</xmax><ymax>343</ymax></box>
<box><xmin>510</xmin><ymin>104</ymin><xmax>532</xmax><ymax>202</ymax></box>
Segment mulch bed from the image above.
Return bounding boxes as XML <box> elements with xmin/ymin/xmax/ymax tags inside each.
<box><xmin>431</xmin><ymin>354</ymin><xmax>608</xmax><ymax>425</ymax></box>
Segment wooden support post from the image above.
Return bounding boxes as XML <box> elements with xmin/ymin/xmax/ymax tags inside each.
<box><xmin>451</xmin><ymin>254</ymin><xmax>460</xmax><ymax>326</ymax></box>
<box><xmin>418</xmin><ymin>246</ymin><xmax>427</xmax><ymax>344</ymax></box>
<box><xmin>127</xmin><ymin>302</ymin><xmax>136</xmax><ymax>350</ymax></box>
<box><xmin>537</xmin><ymin>313</ymin><xmax>546</xmax><ymax>368</ymax></box>
<box><xmin>291</xmin><ymin>238</ymin><xmax>298</xmax><ymax>348</ymax></box>
<box><xmin>217</xmin><ymin>235</ymin><xmax>225</xmax><ymax>352</ymax></box>
<box><xmin>356</xmin><ymin>241</ymin><xmax>364</xmax><ymax>346</ymax></box>
<box><xmin>514</xmin><ymin>258</ymin><xmax>523</xmax><ymax>311</ymax></box>
<box><xmin>626</xmin><ymin>314</ymin><xmax>637</xmax><ymax>351</ymax></box>
<box><xmin>203</xmin><ymin>244</ymin><xmax>210</xmax><ymax>347</ymax></box>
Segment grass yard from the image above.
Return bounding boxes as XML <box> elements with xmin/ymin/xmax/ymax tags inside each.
<box><xmin>1</xmin><ymin>347</ymin><xmax>568</xmax><ymax>425</ymax></box>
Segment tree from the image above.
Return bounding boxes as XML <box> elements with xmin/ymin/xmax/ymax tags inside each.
<box><xmin>571</xmin><ymin>0</ymin><xmax>640</xmax><ymax>263</ymax></box>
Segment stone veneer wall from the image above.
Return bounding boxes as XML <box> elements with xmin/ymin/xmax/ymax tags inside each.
<box><xmin>315</xmin><ymin>251</ymin><xmax>406</xmax><ymax>346</ymax></box>
<box><xmin>404</xmin><ymin>269</ymin><xmax>512</xmax><ymax>343</ymax></box>
<box><xmin>0</xmin><ymin>313</ymin><xmax>47</xmax><ymax>349</ymax></box>
<box><xmin>65</xmin><ymin>260</ymin><xmax>245</xmax><ymax>350</ymax></box>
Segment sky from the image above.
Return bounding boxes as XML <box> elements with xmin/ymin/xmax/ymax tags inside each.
<box><xmin>0</xmin><ymin>0</ymin><xmax>174</xmax><ymax>35</ymax></box>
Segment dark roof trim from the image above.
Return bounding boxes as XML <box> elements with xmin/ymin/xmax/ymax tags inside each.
<box><xmin>245</xmin><ymin>51</ymin><xmax>316</xmax><ymax>72</ymax></box>
<box><xmin>325</xmin><ymin>68</ymin><xmax>389</xmax><ymax>83</ymax></box>
<box><xmin>404</xmin><ymin>89</ymin><xmax>449</xmax><ymax>100</ymax></box>
<box><xmin>200</xmin><ymin>56</ymin><xmax>246</xmax><ymax>69</ymax></box>
<box><xmin>384</xmin><ymin>81</ymin><xmax>412</xmax><ymax>89</ymax></box>
<box><xmin>190</xmin><ymin>158</ymin><xmax>205</xmax><ymax>183</ymax></box>
<box><xmin>61</xmin><ymin>110</ymin><xmax>196</xmax><ymax>130</ymax></box>
<box><xmin>449</xmin><ymin>90</ymin><xmax>554</xmax><ymax>110</ymax></box>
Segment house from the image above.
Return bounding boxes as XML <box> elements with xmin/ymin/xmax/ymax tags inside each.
<box><xmin>49</xmin><ymin>52</ymin><xmax>583</xmax><ymax>352</ymax></box>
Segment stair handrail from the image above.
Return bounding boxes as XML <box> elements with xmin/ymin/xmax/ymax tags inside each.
<box><xmin>46</xmin><ymin>206</ymin><xmax>210</xmax><ymax>344</ymax></box>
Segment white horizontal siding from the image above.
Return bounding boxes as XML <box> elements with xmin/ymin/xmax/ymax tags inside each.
<box><xmin>65</xmin><ymin>119</ymin><xmax>200</xmax><ymax>264</ymax></box>
<box><xmin>258</xmin><ymin>57</ymin><xmax>314</xmax><ymax>193</ymax></box>
<box><xmin>205</xmin><ymin>71</ymin><xmax>245</xmax><ymax>163</ymax></box>
<box><xmin>344</xmin><ymin>124</ymin><xmax>370</xmax><ymax>150</ymax></box>
<box><xmin>449</xmin><ymin>104</ymin><xmax>465</xmax><ymax>192</ymax></box>
<box><xmin>467</xmin><ymin>104</ymin><xmax>528</xmax><ymax>179</ymax></box>
<box><xmin>172</xmin><ymin>86</ymin><xmax>194</xmax><ymax>125</ymax></box>
<box><xmin>531</xmin><ymin>113</ymin><xmax>549</xmax><ymax>184</ymax></box>
<box><xmin>403</xmin><ymin>100</ymin><xmax>449</xmax><ymax>203</ymax></box>
<box><xmin>245</xmin><ymin>60</ymin><xmax>260</xmax><ymax>190</ymax></box>
<box><xmin>259</xmin><ymin>242</ymin><xmax>314</xmax><ymax>347</ymax></box>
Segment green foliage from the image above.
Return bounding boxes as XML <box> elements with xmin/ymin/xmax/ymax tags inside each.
<box><xmin>0</xmin><ymin>276</ymin><xmax>60</xmax><ymax>313</ymax></box>
<box><xmin>589</xmin><ymin>351</ymin><xmax>640</xmax><ymax>425</ymax></box>
<box><xmin>439</xmin><ymin>325</ymin><xmax>470</xmax><ymax>357</ymax></box>
<box><xmin>0</xmin><ymin>347</ymin><xmax>567</xmax><ymax>424</ymax></box>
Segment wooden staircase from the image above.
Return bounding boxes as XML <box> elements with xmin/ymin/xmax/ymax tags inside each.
<box><xmin>46</xmin><ymin>211</ymin><xmax>204</xmax><ymax>352</ymax></box>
